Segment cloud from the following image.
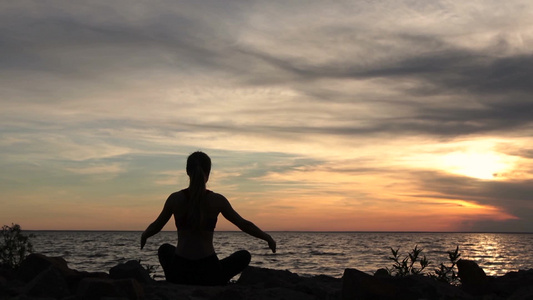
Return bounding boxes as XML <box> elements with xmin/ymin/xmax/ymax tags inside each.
<box><xmin>410</xmin><ymin>170</ymin><xmax>533</xmax><ymax>231</ymax></box>
<box><xmin>1</xmin><ymin>0</ymin><xmax>532</xmax><ymax>231</ymax></box>
<box><xmin>2</xmin><ymin>0</ymin><xmax>532</xmax><ymax>142</ymax></box>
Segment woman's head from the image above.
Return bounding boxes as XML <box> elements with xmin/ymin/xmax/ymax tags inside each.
<box><xmin>185</xmin><ymin>151</ymin><xmax>211</xmax><ymax>230</ymax></box>
<box><xmin>186</xmin><ymin>151</ymin><xmax>211</xmax><ymax>182</ymax></box>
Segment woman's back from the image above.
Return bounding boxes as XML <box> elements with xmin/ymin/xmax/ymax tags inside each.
<box><xmin>171</xmin><ymin>189</ymin><xmax>225</xmax><ymax>259</ymax></box>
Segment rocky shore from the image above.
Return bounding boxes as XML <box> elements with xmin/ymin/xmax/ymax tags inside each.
<box><xmin>1</xmin><ymin>253</ymin><xmax>532</xmax><ymax>299</ymax></box>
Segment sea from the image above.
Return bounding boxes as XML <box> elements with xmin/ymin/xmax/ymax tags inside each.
<box><xmin>29</xmin><ymin>231</ymin><xmax>533</xmax><ymax>280</ymax></box>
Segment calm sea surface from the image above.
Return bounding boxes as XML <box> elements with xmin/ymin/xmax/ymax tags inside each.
<box><xmin>29</xmin><ymin>231</ymin><xmax>532</xmax><ymax>279</ymax></box>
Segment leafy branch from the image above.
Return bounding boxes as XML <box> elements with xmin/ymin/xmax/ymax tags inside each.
<box><xmin>387</xmin><ymin>245</ymin><xmax>430</xmax><ymax>277</ymax></box>
<box><xmin>430</xmin><ymin>246</ymin><xmax>461</xmax><ymax>285</ymax></box>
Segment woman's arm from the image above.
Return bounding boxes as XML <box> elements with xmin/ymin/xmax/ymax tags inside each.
<box><xmin>220</xmin><ymin>196</ymin><xmax>276</xmax><ymax>253</ymax></box>
<box><xmin>140</xmin><ymin>195</ymin><xmax>175</xmax><ymax>249</ymax></box>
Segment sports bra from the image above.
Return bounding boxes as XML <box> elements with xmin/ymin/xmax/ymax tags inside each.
<box><xmin>175</xmin><ymin>189</ymin><xmax>217</xmax><ymax>231</ymax></box>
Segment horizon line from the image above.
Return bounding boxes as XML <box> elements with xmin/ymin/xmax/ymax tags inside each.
<box><xmin>24</xmin><ymin>229</ymin><xmax>533</xmax><ymax>234</ymax></box>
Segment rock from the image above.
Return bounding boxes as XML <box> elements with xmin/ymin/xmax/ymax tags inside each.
<box><xmin>212</xmin><ymin>286</ymin><xmax>246</xmax><ymax>300</ymax></box>
<box><xmin>294</xmin><ymin>274</ymin><xmax>341</xmax><ymax>300</ymax></box>
<box><xmin>238</xmin><ymin>266</ymin><xmax>301</xmax><ymax>287</ymax></box>
<box><xmin>342</xmin><ymin>268</ymin><xmax>473</xmax><ymax>300</ymax></box>
<box><xmin>373</xmin><ymin>268</ymin><xmax>389</xmax><ymax>278</ymax></box>
<box><xmin>3</xmin><ymin>253</ymin><xmax>533</xmax><ymax>300</ymax></box>
<box><xmin>16</xmin><ymin>252</ymin><xmax>109</xmax><ymax>295</ymax></box>
<box><xmin>238</xmin><ymin>266</ymin><xmax>341</xmax><ymax>299</ymax></box>
<box><xmin>0</xmin><ymin>273</ymin><xmax>25</xmax><ymax>299</ymax></box>
<box><xmin>142</xmin><ymin>281</ymin><xmax>216</xmax><ymax>300</ymax></box>
<box><xmin>76</xmin><ymin>277</ymin><xmax>143</xmax><ymax>300</ymax></box>
<box><xmin>0</xmin><ymin>266</ymin><xmax>16</xmax><ymax>281</ymax></box>
<box><xmin>16</xmin><ymin>253</ymin><xmax>77</xmax><ymax>282</ymax></box>
<box><xmin>25</xmin><ymin>267</ymin><xmax>70</xmax><ymax>299</ymax></box>
<box><xmin>457</xmin><ymin>259</ymin><xmax>488</xmax><ymax>295</ymax></box>
<box><xmin>110</xmin><ymin>260</ymin><xmax>153</xmax><ymax>284</ymax></box>
<box><xmin>508</xmin><ymin>285</ymin><xmax>533</xmax><ymax>300</ymax></box>
<box><xmin>115</xmin><ymin>278</ymin><xmax>145</xmax><ymax>300</ymax></box>
<box><xmin>343</xmin><ymin>268</ymin><xmax>415</xmax><ymax>300</ymax></box>
<box><xmin>250</xmin><ymin>286</ymin><xmax>319</xmax><ymax>300</ymax></box>
<box><xmin>142</xmin><ymin>266</ymin><xmax>341</xmax><ymax>300</ymax></box>
<box><xmin>490</xmin><ymin>269</ymin><xmax>533</xmax><ymax>299</ymax></box>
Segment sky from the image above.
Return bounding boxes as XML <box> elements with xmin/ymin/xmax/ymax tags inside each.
<box><xmin>1</xmin><ymin>0</ymin><xmax>532</xmax><ymax>232</ymax></box>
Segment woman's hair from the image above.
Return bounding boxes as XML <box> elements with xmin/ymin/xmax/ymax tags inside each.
<box><xmin>186</xmin><ymin>151</ymin><xmax>211</xmax><ymax>230</ymax></box>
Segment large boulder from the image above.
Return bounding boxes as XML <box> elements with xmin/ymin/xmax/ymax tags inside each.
<box><xmin>16</xmin><ymin>252</ymin><xmax>108</xmax><ymax>294</ymax></box>
<box><xmin>16</xmin><ymin>253</ymin><xmax>77</xmax><ymax>282</ymax></box>
<box><xmin>456</xmin><ymin>259</ymin><xmax>488</xmax><ymax>295</ymax></box>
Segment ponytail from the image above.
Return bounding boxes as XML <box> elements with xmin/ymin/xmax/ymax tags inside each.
<box><xmin>185</xmin><ymin>152</ymin><xmax>211</xmax><ymax>231</ymax></box>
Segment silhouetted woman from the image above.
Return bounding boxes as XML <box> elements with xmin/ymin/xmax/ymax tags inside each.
<box><xmin>141</xmin><ymin>151</ymin><xmax>276</xmax><ymax>285</ymax></box>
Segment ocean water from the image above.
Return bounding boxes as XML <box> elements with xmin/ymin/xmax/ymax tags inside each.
<box><xmin>29</xmin><ymin>231</ymin><xmax>533</xmax><ymax>279</ymax></box>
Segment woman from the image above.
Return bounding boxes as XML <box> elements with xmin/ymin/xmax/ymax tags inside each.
<box><xmin>140</xmin><ymin>151</ymin><xmax>276</xmax><ymax>285</ymax></box>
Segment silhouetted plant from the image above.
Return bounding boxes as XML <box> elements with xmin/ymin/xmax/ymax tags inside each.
<box><xmin>1</xmin><ymin>224</ymin><xmax>34</xmax><ymax>269</ymax></box>
<box><xmin>430</xmin><ymin>246</ymin><xmax>461</xmax><ymax>285</ymax></box>
<box><xmin>387</xmin><ymin>245</ymin><xmax>430</xmax><ymax>276</ymax></box>
<box><xmin>138</xmin><ymin>259</ymin><xmax>161</xmax><ymax>280</ymax></box>
<box><xmin>385</xmin><ymin>245</ymin><xmax>463</xmax><ymax>285</ymax></box>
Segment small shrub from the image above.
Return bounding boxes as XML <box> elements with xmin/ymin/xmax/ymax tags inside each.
<box><xmin>1</xmin><ymin>224</ymin><xmax>34</xmax><ymax>269</ymax></box>
<box><xmin>430</xmin><ymin>246</ymin><xmax>461</xmax><ymax>285</ymax></box>
<box><xmin>387</xmin><ymin>245</ymin><xmax>430</xmax><ymax>276</ymax></box>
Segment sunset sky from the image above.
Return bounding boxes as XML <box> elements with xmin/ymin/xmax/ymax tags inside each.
<box><xmin>1</xmin><ymin>0</ymin><xmax>532</xmax><ymax>232</ymax></box>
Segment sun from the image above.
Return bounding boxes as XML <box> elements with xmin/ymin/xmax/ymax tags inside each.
<box><xmin>442</xmin><ymin>151</ymin><xmax>514</xmax><ymax>180</ymax></box>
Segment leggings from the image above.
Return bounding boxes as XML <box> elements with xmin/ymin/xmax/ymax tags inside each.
<box><xmin>157</xmin><ymin>243</ymin><xmax>251</xmax><ymax>285</ymax></box>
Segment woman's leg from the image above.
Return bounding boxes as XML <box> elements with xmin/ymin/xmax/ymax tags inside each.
<box><xmin>158</xmin><ymin>243</ymin><xmax>176</xmax><ymax>282</ymax></box>
<box><xmin>219</xmin><ymin>250</ymin><xmax>251</xmax><ymax>283</ymax></box>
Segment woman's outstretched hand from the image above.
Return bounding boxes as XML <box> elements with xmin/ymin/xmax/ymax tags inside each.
<box><xmin>267</xmin><ymin>236</ymin><xmax>277</xmax><ymax>253</ymax></box>
<box><xmin>140</xmin><ymin>232</ymin><xmax>147</xmax><ymax>250</ymax></box>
